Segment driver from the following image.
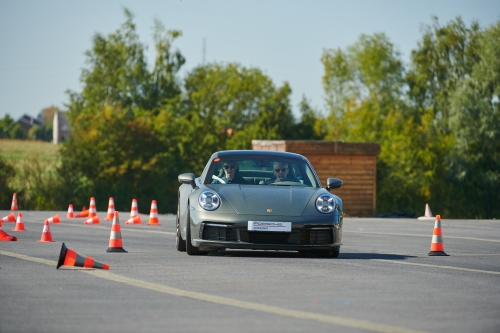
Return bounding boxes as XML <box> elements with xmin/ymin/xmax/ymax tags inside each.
<box><xmin>211</xmin><ymin>161</ymin><xmax>248</xmax><ymax>184</ymax></box>
<box><xmin>262</xmin><ymin>161</ymin><xmax>298</xmax><ymax>184</ymax></box>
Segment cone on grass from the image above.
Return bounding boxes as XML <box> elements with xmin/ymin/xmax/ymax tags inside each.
<box><xmin>57</xmin><ymin>242</ymin><xmax>109</xmax><ymax>270</ymax></box>
<box><xmin>105</xmin><ymin>197</ymin><xmax>115</xmax><ymax>220</ymax></box>
<box><xmin>46</xmin><ymin>214</ymin><xmax>61</xmax><ymax>224</ymax></box>
<box><xmin>125</xmin><ymin>215</ymin><xmax>142</xmax><ymax>225</ymax></box>
<box><xmin>130</xmin><ymin>199</ymin><xmax>139</xmax><ymax>218</ymax></box>
<box><xmin>107</xmin><ymin>211</ymin><xmax>127</xmax><ymax>252</ymax></box>
<box><xmin>11</xmin><ymin>192</ymin><xmax>18</xmax><ymax>211</ymax></box>
<box><xmin>148</xmin><ymin>200</ymin><xmax>160</xmax><ymax>225</ymax></box>
<box><xmin>418</xmin><ymin>203</ymin><xmax>435</xmax><ymax>220</ymax></box>
<box><xmin>84</xmin><ymin>215</ymin><xmax>100</xmax><ymax>225</ymax></box>
<box><xmin>89</xmin><ymin>197</ymin><xmax>97</xmax><ymax>217</ymax></box>
<box><xmin>428</xmin><ymin>215</ymin><xmax>448</xmax><ymax>256</ymax></box>
<box><xmin>67</xmin><ymin>204</ymin><xmax>75</xmax><ymax>218</ymax></box>
<box><xmin>75</xmin><ymin>209</ymin><xmax>89</xmax><ymax>218</ymax></box>
<box><xmin>38</xmin><ymin>220</ymin><xmax>54</xmax><ymax>242</ymax></box>
<box><xmin>13</xmin><ymin>212</ymin><xmax>26</xmax><ymax>231</ymax></box>
<box><xmin>2</xmin><ymin>213</ymin><xmax>16</xmax><ymax>223</ymax></box>
<box><xmin>0</xmin><ymin>230</ymin><xmax>17</xmax><ymax>241</ymax></box>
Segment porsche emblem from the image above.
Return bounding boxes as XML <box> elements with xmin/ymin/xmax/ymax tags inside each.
<box><xmin>267</xmin><ymin>209</ymin><xmax>272</xmax><ymax>213</ymax></box>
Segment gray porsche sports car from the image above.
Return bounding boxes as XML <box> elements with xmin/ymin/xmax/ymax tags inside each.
<box><xmin>176</xmin><ymin>150</ymin><xmax>343</xmax><ymax>257</ymax></box>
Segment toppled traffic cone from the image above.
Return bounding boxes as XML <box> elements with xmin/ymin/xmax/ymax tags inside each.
<box><xmin>13</xmin><ymin>212</ymin><xmax>26</xmax><ymax>231</ymax></box>
<box><xmin>105</xmin><ymin>197</ymin><xmax>115</xmax><ymax>221</ymax></box>
<box><xmin>2</xmin><ymin>213</ymin><xmax>16</xmax><ymax>223</ymax></box>
<box><xmin>11</xmin><ymin>192</ymin><xmax>18</xmax><ymax>211</ymax></box>
<box><xmin>38</xmin><ymin>220</ymin><xmax>54</xmax><ymax>242</ymax></box>
<box><xmin>129</xmin><ymin>199</ymin><xmax>139</xmax><ymax>218</ymax></box>
<box><xmin>148</xmin><ymin>200</ymin><xmax>160</xmax><ymax>225</ymax></box>
<box><xmin>57</xmin><ymin>242</ymin><xmax>109</xmax><ymax>270</ymax></box>
<box><xmin>428</xmin><ymin>215</ymin><xmax>448</xmax><ymax>256</ymax></box>
<box><xmin>89</xmin><ymin>197</ymin><xmax>97</xmax><ymax>217</ymax></box>
<box><xmin>67</xmin><ymin>204</ymin><xmax>75</xmax><ymax>218</ymax></box>
<box><xmin>418</xmin><ymin>203</ymin><xmax>435</xmax><ymax>220</ymax></box>
<box><xmin>0</xmin><ymin>230</ymin><xmax>17</xmax><ymax>241</ymax></box>
<box><xmin>84</xmin><ymin>215</ymin><xmax>100</xmax><ymax>225</ymax></box>
<box><xmin>125</xmin><ymin>215</ymin><xmax>142</xmax><ymax>225</ymax></box>
<box><xmin>46</xmin><ymin>214</ymin><xmax>60</xmax><ymax>224</ymax></box>
<box><xmin>107</xmin><ymin>211</ymin><xmax>127</xmax><ymax>253</ymax></box>
<box><xmin>75</xmin><ymin>209</ymin><xmax>89</xmax><ymax>218</ymax></box>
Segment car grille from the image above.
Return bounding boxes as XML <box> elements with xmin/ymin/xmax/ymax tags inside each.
<box><xmin>300</xmin><ymin>229</ymin><xmax>333</xmax><ymax>244</ymax></box>
<box><xmin>202</xmin><ymin>224</ymin><xmax>333</xmax><ymax>245</ymax></box>
<box><xmin>248</xmin><ymin>232</ymin><xmax>289</xmax><ymax>244</ymax></box>
<box><xmin>202</xmin><ymin>225</ymin><xmax>238</xmax><ymax>242</ymax></box>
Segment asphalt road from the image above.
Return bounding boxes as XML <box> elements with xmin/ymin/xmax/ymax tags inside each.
<box><xmin>1</xmin><ymin>210</ymin><xmax>499</xmax><ymax>333</ymax></box>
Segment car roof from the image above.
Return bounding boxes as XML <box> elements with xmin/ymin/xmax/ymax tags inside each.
<box><xmin>211</xmin><ymin>150</ymin><xmax>309</xmax><ymax>161</ymax></box>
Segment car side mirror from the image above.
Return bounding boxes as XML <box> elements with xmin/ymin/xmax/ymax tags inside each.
<box><xmin>326</xmin><ymin>178</ymin><xmax>342</xmax><ymax>191</ymax></box>
<box><xmin>178</xmin><ymin>173</ymin><xmax>196</xmax><ymax>189</ymax></box>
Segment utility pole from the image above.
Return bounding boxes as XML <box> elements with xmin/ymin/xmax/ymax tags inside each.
<box><xmin>202</xmin><ymin>37</ymin><xmax>206</xmax><ymax>64</ymax></box>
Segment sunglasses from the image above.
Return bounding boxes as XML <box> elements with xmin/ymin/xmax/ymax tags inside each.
<box><xmin>274</xmin><ymin>168</ymin><xmax>288</xmax><ymax>173</ymax></box>
<box><xmin>223</xmin><ymin>165</ymin><xmax>236</xmax><ymax>170</ymax></box>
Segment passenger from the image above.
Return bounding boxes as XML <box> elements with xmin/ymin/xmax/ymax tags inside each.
<box><xmin>262</xmin><ymin>161</ymin><xmax>299</xmax><ymax>184</ymax></box>
<box><xmin>211</xmin><ymin>161</ymin><xmax>249</xmax><ymax>184</ymax></box>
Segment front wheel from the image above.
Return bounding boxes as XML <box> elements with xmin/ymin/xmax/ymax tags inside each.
<box><xmin>185</xmin><ymin>206</ymin><xmax>208</xmax><ymax>256</ymax></box>
<box><xmin>317</xmin><ymin>248</ymin><xmax>340</xmax><ymax>258</ymax></box>
<box><xmin>176</xmin><ymin>200</ymin><xmax>186</xmax><ymax>252</ymax></box>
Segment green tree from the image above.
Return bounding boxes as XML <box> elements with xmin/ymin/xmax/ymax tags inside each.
<box><xmin>447</xmin><ymin>21</ymin><xmax>500</xmax><ymax>218</ymax></box>
<box><xmin>0</xmin><ymin>114</ymin><xmax>26</xmax><ymax>139</ymax></box>
<box><xmin>58</xmin><ymin>9</ymin><xmax>185</xmax><ymax>213</ymax></box>
<box><xmin>0</xmin><ymin>155</ymin><xmax>16</xmax><ymax>208</ymax></box>
<box><xmin>293</xmin><ymin>96</ymin><xmax>326</xmax><ymax>140</ymax></box>
<box><xmin>172</xmin><ymin>63</ymin><xmax>295</xmax><ymax>174</ymax></box>
<box><xmin>404</xmin><ymin>17</ymin><xmax>485</xmax><ymax>217</ymax></box>
<box><xmin>321</xmin><ymin>33</ymin><xmax>405</xmax><ymax>142</ymax></box>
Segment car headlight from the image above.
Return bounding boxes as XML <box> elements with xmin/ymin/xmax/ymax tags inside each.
<box><xmin>198</xmin><ymin>191</ymin><xmax>221</xmax><ymax>211</ymax></box>
<box><xmin>315</xmin><ymin>194</ymin><xmax>335</xmax><ymax>214</ymax></box>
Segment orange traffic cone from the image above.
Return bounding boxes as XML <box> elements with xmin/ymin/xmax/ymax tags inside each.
<box><xmin>75</xmin><ymin>209</ymin><xmax>89</xmax><ymax>218</ymax></box>
<box><xmin>46</xmin><ymin>214</ymin><xmax>61</xmax><ymax>224</ymax></box>
<box><xmin>428</xmin><ymin>215</ymin><xmax>448</xmax><ymax>256</ymax></box>
<box><xmin>38</xmin><ymin>220</ymin><xmax>54</xmax><ymax>242</ymax></box>
<box><xmin>130</xmin><ymin>198</ymin><xmax>139</xmax><ymax>218</ymax></box>
<box><xmin>13</xmin><ymin>212</ymin><xmax>26</xmax><ymax>231</ymax></box>
<box><xmin>89</xmin><ymin>197</ymin><xmax>97</xmax><ymax>217</ymax></box>
<box><xmin>0</xmin><ymin>230</ymin><xmax>17</xmax><ymax>241</ymax></box>
<box><xmin>125</xmin><ymin>215</ymin><xmax>142</xmax><ymax>225</ymax></box>
<box><xmin>11</xmin><ymin>192</ymin><xmax>18</xmax><ymax>211</ymax></box>
<box><xmin>2</xmin><ymin>213</ymin><xmax>16</xmax><ymax>223</ymax></box>
<box><xmin>107</xmin><ymin>211</ymin><xmax>127</xmax><ymax>252</ymax></box>
<box><xmin>418</xmin><ymin>203</ymin><xmax>435</xmax><ymax>220</ymax></box>
<box><xmin>67</xmin><ymin>204</ymin><xmax>75</xmax><ymax>218</ymax></box>
<box><xmin>105</xmin><ymin>197</ymin><xmax>115</xmax><ymax>220</ymax></box>
<box><xmin>148</xmin><ymin>200</ymin><xmax>160</xmax><ymax>225</ymax></box>
<box><xmin>84</xmin><ymin>215</ymin><xmax>100</xmax><ymax>225</ymax></box>
<box><xmin>57</xmin><ymin>242</ymin><xmax>109</xmax><ymax>270</ymax></box>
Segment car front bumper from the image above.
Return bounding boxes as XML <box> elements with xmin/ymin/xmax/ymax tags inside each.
<box><xmin>189</xmin><ymin>208</ymin><xmax>342</xmax><ymax>252</ymax></box>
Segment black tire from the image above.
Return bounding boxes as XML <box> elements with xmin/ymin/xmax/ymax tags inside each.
<box><xmin>176</xmin><ymin>199</ymin><xmax>186</xmax><ymax>252</ymax></box>
<box><xmin>185</xmin><ymin>205</ymin><xmax>208</xmax><ymax>256</ymax></box>
<box><xmin>317</xmin><ymin>248</ymin><xmax>340</xmax><ymax>258</ymax></box>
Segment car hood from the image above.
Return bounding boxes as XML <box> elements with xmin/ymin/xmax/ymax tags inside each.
<box><xmin>208</xmin><ymin>185</ymin><xmax>318</xmax><ymax>216</ymax></box>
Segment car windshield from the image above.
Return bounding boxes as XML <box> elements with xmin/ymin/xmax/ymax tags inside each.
<box><xmin>205</xmin><ymin>156</ymin><xmax>319</xmax><ymax>187</ymax></box>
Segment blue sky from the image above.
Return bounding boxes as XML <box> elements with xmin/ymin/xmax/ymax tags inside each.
<box><xmin>1</xmin><ymin>0</ymin><xmax>499</xmax><ymax>121</ymax></box>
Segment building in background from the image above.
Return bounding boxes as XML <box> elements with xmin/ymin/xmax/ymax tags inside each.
<box><xmin>53</xmin><ymin>111</ymin><xmax>70</xmax><ymax>144</ymax></box>
<box><xmin>17</xmin><ymin>114</ymin><xmax>43</xmax><ymax>133</ymax></box>
<box><xmin>252</xmin><ymin>140</ymin><xmax>380</xmax><ymax>217</ymax></box>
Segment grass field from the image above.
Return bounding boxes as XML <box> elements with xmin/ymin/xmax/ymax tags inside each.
<box><xmin>0</xmin><ymin>139</ymin><xmax>60</xmax><ymax>165</ymax></box>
